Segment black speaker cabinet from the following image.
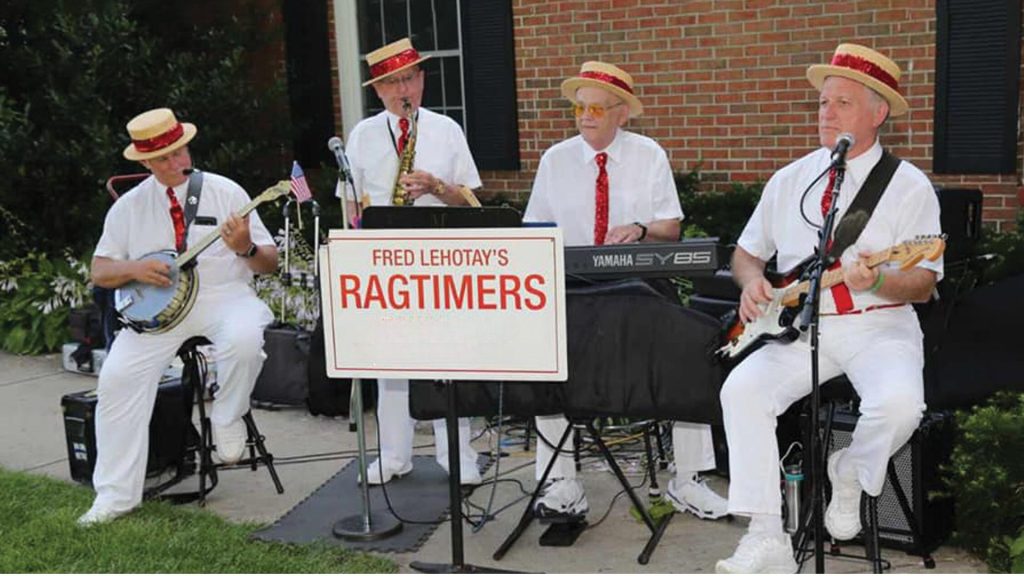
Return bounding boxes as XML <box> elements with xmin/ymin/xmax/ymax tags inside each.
<box><xmin>934</xmin><ymin>187</ymin><xmax>982</xmax><ymax>264</ymax></box>
<box><xmin>807</xmin><ymin>407</ymin><xmax>956</xmax><ymax>556</ymax></box>
<box><xmin>62</xmin><ymin>378</ymin><xmax>194</xmax><ymax>486</ymax></box>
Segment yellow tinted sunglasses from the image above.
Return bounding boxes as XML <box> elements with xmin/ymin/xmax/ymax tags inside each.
<box><xmin>572</xmin><ymin>101</ymin><xmax>624</xmax><ymax>119</ymax></box>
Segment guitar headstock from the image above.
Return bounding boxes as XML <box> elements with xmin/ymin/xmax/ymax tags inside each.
<box><xmin>889</xmin><ymin>235</ymin><xmax>946</xmax><ymax>270</ymax></box>
<box><xmin>255</xmin><ymin>180</ymin><xmax>292</xmax><ymax>204</ymax></box>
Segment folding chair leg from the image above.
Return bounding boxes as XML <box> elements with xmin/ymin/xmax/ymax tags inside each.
<box><xmin>242</xmin><ymin>412</ymin><xmax>284</xmax><ymax>494</ymax></box>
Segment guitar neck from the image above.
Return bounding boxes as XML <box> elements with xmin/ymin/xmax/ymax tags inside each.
<box><xmin>780</xmin><ymin>249</ymin><xmax>891</xmax><ymax>307</ymax></box>
<box><xmin>174</xmin><ymin>195</ymin><xmax>267</xmax><ymax>268</ymax></box>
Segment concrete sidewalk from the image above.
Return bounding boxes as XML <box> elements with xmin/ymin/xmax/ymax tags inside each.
<box><xmin>0</xmin><ymin>350</ymin><xmax>986</xmax><ymax>573</ymax></box>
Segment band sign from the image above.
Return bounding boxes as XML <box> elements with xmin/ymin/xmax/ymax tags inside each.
<box><xmin>320</xmin><ymin>228</ymin><xmax>567</xmax><ymax>381</ymax></box>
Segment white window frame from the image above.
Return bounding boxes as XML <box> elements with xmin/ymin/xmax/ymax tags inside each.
<box><xmin>334</xmin><ymin>0</ymin><xmax>469</xmax><ymax>136</ymax></box>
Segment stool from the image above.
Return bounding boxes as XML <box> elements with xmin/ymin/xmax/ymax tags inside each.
<box><xmin>145</xmin><ymin>336</ymin><xmax>284</xmax><ymax>505</ymax></box>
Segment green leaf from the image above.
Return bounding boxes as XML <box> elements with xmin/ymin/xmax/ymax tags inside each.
<box><xmin>3</xmin><ymin>326</ymin><xmax>27</xmax><ymax>354</ymax></box>
<box><xmin>1010</xmin><ymin>532</ymin><xmax>1024</xmax><ymax>557</ymax></box>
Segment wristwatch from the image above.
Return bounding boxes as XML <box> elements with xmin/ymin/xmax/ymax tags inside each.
<box><xmin>633</xmin><ymin>222</ymin><xmax>648</xmax><ymax>241</ymax></box>
<box><xmin>237</xmin><ymin>243</ymin><xmax>258</xmax><ymax>259</ymax></box>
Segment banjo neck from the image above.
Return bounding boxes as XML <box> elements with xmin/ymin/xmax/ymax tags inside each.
<box><xmin>174</xmin><ymin>180</ymin><xmax>291</xmax><ymax>269</ymax></box>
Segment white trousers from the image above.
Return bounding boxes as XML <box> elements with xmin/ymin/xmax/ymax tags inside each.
<box><xmin>534</xmin><ymin>415</ymin><xmax>716</xmax><ymax>481</ymax></box>
<box><xmin>91</xmin><ymin>284</ymin><xmax>273</xmax><ymax>513</ymax></box>
<box><xmin>720</xmin><ymin>308</ymin><xmax>926</xmax><ymax>517</ymax></box>
<box><xmin>375</xmin><ymin>378</ymin><xmax>479</xmax><ymax>471</ymax></box>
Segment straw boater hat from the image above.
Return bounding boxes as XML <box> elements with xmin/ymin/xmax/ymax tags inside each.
<box><xmin>561</xmin><ymin>61</ymin><xmax>644</xmax><ymax>117</ymax></box>
<box><xmin>363</xmin><ymin>37</ymin><xmax>431</xmax><ymax>87</ymax></box>
<box><xmin>123</xmin><ymin>108</ymin><xmax>197</xmax><ymax>161</ymax></box>
<box><xmin>807</xmin><ymin>43</ymin><xmax>909</xmax><ymax>117</ymax></box>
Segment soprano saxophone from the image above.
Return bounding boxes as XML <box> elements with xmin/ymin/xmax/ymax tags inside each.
<box><xmin>391</xmin><ymin>98</ymin><xmax>417</xmax><ymax>206</ymax></box>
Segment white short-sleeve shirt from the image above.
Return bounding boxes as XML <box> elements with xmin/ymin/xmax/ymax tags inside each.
<box><xmin>94</xmin><ymin>171</ymin><xmax>274</xmax><ymax>290</ymax></box>
<box><xmin>737</xmin><ymin>141</ymin><xmax>943</xmax><ymax>314</ymax></box>
<box><xmin>336</xmin><ymin>107</ymin><xmax>482</xmax><ymax>206</ymax></box>
<box><xmin>524</xmin><ymin>130</ymin><xmax>684</xmax><ymax>247</ymax></box>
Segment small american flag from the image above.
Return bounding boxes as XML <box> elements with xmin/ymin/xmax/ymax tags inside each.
<box><xmin>290</xmin><ymin>161</ymin><xmax>313</xmax><ymax>203</ymax></box>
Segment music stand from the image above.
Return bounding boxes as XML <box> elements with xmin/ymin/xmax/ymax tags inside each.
<box><xmin>362</xmin><ymin>205</ymin><xmax>523</xmax><ymax>574</ymax></box>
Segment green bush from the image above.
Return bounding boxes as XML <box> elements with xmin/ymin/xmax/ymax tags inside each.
<box><xmin>0</xmin><ymin>0</ymin><xmax>291</xmax><ymax>261</ymax></box>
<box><xmin>675</xmin><ymin>167</ymin><xmax>763</xmax><ymax>245</ymax></box>
<box><xmin>0</xmin><ymin>251</ymin><xmax>91</xmax><ymax>354</ymax></box>
<box><xmin>944</xmin><ymin>391</ymin><xmax>1024</xmax><ymax>572</ymax></box>
<box><xmin>975</xmin><ymin>211</ymin><xmax>1024</xmax><ymax>285</ymax></box>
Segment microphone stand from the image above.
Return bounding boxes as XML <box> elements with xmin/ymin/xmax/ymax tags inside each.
<box><xmin>795</xmin><ymin>157</ymin><xmax>846</xmax><ymax>573</ymax></box>
<box><xmin>331</xmin><ymin>144</ymin><xmax>402</xmax><ymax>542</ymax></box>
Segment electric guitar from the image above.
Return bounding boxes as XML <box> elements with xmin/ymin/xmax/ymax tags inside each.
<box><xmin>717</xmin><ymin>236</ymin><xmax>945</xmax><ymax>363</ymax></box>
<box><xmin>114</xmin><ymin>181</ymin><xmax>291</xmax><ymax>333</ymax></box>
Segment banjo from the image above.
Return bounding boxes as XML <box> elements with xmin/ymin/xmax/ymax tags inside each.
<box><xmin>114</xmin><ymin>181</ymin><xmax>291</xmax><ymax>333</ymax></box>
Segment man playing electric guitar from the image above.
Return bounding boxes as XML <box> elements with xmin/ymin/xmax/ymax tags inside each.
<box><xmin>79</xmin><ymin>108</ymin><xmax>278</xmax><ymax>526</ymax></box>
<box><xmin>714</xmin><ymin>44</ymin><xmax>943</xmax><ymax>573</ymax></box>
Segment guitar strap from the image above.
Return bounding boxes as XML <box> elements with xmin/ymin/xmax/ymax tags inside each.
<box><xmin>824</xmin><ymin>150</ymin><xmax>901</xmax><ymax>267</ymax></box>
<box><xmin>181</xmin><ymin>169</ymin><xmax>204</xmax><ymax>251</ymax></box>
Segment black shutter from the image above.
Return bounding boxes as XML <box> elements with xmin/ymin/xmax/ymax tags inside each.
<box><xmin>461</xmin><ymin>0</ymin><xmax>520</xmax><ymax>171</ymax></box>
<box><xmin>283</xmin><ymin>0</ymin><xmax>335</xmax><ymax>166</ymax></box>
<box><xmin>934</xmin><ymin>0</ymin><xmax>1021</xmax><ymax>174</ymax></box>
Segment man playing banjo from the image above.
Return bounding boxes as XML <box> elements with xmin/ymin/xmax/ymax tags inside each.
<box><xmin>79</xmin><ymin>108</ymin><xmax>278</xmax><ymax>526</ymax></box>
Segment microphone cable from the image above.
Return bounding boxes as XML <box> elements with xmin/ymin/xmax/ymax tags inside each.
<box><xmin>799</xmin><ymin>163</ymin><xmax>835</xmax><ymax>230</ymax></box>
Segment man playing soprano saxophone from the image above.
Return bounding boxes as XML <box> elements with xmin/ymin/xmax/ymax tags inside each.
<box><xmin>335</xmin><ymin>37</ymin><xmax>484</xmax><ymax>485</ymax></box>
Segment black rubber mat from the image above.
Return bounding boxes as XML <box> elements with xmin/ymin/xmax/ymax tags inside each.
<box><xmin>252</xmin><ymin>454</ymin><xmax>489</xmax><ymax>553</ymax></box>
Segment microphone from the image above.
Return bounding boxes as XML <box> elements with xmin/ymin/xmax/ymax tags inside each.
<box><xmin>831</xmin><ymin>133</ymin><xmax>855</xmax><ymax>166</ymax></box>
<box><xmin>327</xmin><ymin>136</ymin><xmax>352</xmax><ymax>177</ymax></box>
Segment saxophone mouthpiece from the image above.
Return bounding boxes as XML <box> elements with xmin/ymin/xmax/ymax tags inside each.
<box><xmin>401</xmin><ymin>98</ymin><xmax>412</xmax><ymax>114</ymax></box>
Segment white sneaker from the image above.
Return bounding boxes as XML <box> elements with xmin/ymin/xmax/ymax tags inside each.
<box><xmin>715</xmin><ymin>532</ymin><xmax>798</xmax><ymax>573</ymax></box>
<box><xmin>77</xmin><ymin>504</ymin><xmax>132</xmax><ymax>527</ymax></box>
<box><xmin>359</xmin><ymin>458</ymin><xmax>413</xmax><ymax>485</ymax></box>
<box><xmin>825</xmin><ymin>448</ymin><xmax>862</xmax><ymax>540</ymax></box>
<box><xmin>667</xmin><ymin>474</ymin><xmax>728</xmax><ymax>519</ymax></box>
<box><xmin>533</xmin><ymin>478</ymin><xmax>588</xmax><ymax>522</ymax></box>
<box><xmin>212</xmin><ymin>419</ymin><xmax>247</xmax><ymax>464</ymax></box>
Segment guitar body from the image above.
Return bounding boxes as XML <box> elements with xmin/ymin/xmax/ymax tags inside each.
<box><xmin>717</xmin><ymin>236</ymin><xmax>946</xmax><ymax>364</ymax></box>
<box><xmin>720</xmin><ymin>264</ymin><xmax>809</xmax><ymax>363</ymax></box>
<box><xmin>114</xmin><ymin>250</ymin><xmax>199</xmax><ymax>333</ymax></box>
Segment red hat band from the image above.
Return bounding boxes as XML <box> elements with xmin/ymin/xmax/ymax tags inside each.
<box><xmin>370</xmin><ymin>48</ymin><xmax>422</xmax><ymax>79</ymax></box>
<box><xmin>132</xmin><ymin>122</ymin><xmax>185</xmax><ymax>154</ymax></box>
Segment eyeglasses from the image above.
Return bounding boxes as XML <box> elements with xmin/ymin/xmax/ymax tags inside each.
<box><xmin>379</xmin><ymin>69</ymin><xmax>420</xmax><ymax>87</ymax></box>
<box><xmin>572</xmin><ymin>101</ymin><xmax>624</xmax><ymax>119</ymax></box>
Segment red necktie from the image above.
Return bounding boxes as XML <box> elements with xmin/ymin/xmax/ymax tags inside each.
<box><xmin>820</xmin><ymin>169</ymin><xmax>854</xmax><ymax>313</ymax></box>
<box><xmin>397</xmin><ymin>117</ymin><xmax>410</xmax><ymax>155</ymax></box>
<box><xmin>167</xmin><ymin>187</ymin><xmax>186</xmax><ymax>253</ymax></box>
<box><xmin>594</xmin><ymin>152</ymin><xmax>609</xmax><ymax>245</ymax></box>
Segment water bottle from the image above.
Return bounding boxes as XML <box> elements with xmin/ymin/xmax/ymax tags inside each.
<box><xmin>784</xmin><ymin>463</ymin><xmax>804</xmax><ymax>533</ymax></box>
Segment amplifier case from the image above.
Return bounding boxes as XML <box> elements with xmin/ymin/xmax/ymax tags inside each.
<box><xmin>61</xmin><ymin>378</ymin><xmax>193</xmax><ymax>486</ymax></box>
<box><xmin>805</xmin><ymin>408</ymin><xmax>956</xmax><ymax>555</ymax></box>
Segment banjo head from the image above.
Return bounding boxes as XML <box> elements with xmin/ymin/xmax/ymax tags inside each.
<box><xmin>114</xmin><ymin>250</ymin><xmax>186</xmax><ymax>331</ymax></box>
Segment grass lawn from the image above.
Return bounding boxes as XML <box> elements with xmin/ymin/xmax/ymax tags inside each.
<box><xmin>0</xmin><ymin>467</ymin><xmax>396</xmax><ymax>573</ymax></box>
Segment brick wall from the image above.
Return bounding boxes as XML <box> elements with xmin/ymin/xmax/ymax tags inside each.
<box><xmin>327</xmin><ymin>1</ymin><xmax>1022</xmax><ymax>228</ymax></box>
<box><xmin>476</xmin><ymin>0</ymin><xmax>1023</xmax><ymax>229</ymax></box>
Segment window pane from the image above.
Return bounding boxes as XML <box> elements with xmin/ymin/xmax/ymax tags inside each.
<box><xmin>441</xmin><ymin>56</ymin><xmax>462</xmax><ymax>107</ymax></box>
<box><xmin>446</xmin><ymin>108</ymin><xmax>463</xmax><ymax>130</ymax></box>
<box><xmin>421</xmin><ymin>57</ymin><xmax>443</xmax><ymax>109</ymax></box>
<box><xmin>409</xmin><ymin>0</ymin><xmax>436</xmax><ymax>51</ymax></box>
<box><xmin>383</xmin><ymin>0</ymin><xmax>409</xmax><ymax>42</ymax></box>
<box><xmin>364</xmin><ymin>84</ymin><xmax>382</xmax><ymax>115</ymax></box>
<box><xmin>435</xmin><ymin>0</ymin><xmax>459</xmax><ymax>51</ymax></box>
<box><xmin>359</xmin><ymin>0</ymin><xmax>383</xmax><ymax>54</ymax></box>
